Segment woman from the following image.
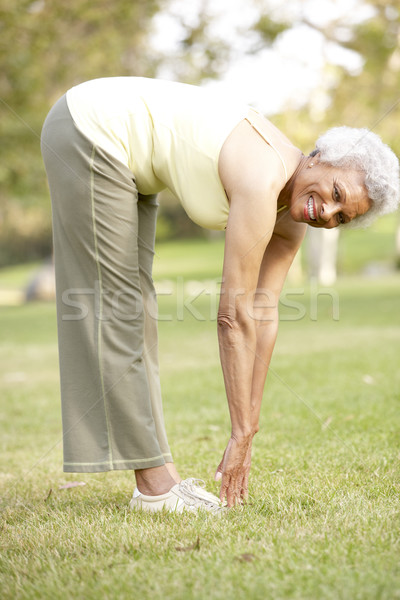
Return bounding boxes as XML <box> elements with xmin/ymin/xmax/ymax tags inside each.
<box><xmin>41</xmin><ymin>77</ymin><xmax>399</xmax><ymax>512</ymax></box>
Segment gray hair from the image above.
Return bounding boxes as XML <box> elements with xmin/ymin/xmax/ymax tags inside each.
<box><xmin>314</xmin><ymin>126</ymin><xmax>400</xmax><ymax>229</ymax></box>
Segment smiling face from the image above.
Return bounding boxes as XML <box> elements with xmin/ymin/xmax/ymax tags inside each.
<box><xmin>288</xmin><ymin>160</ymin><xmax>371</xmax><ymax>229</ymax></box>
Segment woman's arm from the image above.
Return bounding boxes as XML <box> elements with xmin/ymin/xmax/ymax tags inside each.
<box><xmin>217</xmin><ymin>208</ymin><xmax>275</xmax><ymax>440</ymax></box>
<box><xmin>249</xmin><ymin>227</ymin><xmax>306</xmax><ymax>432</ymax></box>
<box><xmin>216</xmin><ymin>197</ymin><xmax>274</xmax><ymax>507</ymax></box>
<box><xmin>215</xmin><ymin>117</ymin><xmax>305</xmax><ymax>506</ymax></box>
<box><xmin>215</xmin><ymin>120</ymin><xmax>287</xmax><ymax>506</ymax></box>
<box><xmin>215</xmin><ymin>227</ymin><xmax>305</xmax><ymax>503</ymax></box>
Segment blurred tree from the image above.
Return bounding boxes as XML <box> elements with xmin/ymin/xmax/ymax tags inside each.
<box><xmin>151</xmin><ymin>0</ymin><xmax>289</xmax><ymax>83</ymax></box>
<box><xmin>0</xmin><ymin>0</ymin><xmax>165</xmax><ymax>112</ymax></box>
<box><xmin>274</xmin><ymin>1</ymin><xmax>400</xmax><ymax>151</ymax></box>
<box><xmin>316</xmin><ymin>0</ymin><xmax>399</xmax><ymax>150</ymax></box>
<box><xmin>0</xmin><ymin>0</ymin><xmax>166</xmax><ymax>265</ymax></box>
<box><xmin>155</xmin><ymin>0</ymin><xmax>232</xmax><ymax>83</ymax></box>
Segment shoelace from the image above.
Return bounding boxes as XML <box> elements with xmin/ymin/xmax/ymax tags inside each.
<box><xmin>178</xmin><ymin>478</ymin><xmax>222</xmax><ymax>510</ymax></box>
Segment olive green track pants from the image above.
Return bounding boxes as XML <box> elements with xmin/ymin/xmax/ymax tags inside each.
<box><xmin>41</xmin><ymin>95</ymin><xmax>172</xmax><ymax>472</ymax></box>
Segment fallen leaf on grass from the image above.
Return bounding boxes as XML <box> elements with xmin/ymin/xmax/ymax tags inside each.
<box><xmin>44</xmin><ymin>488</ymin><xmax>52</xmax><ymax>501</ymax></box>
<box><xmin>58</xmin><ymin>481</ymin><xmax>86</xmax><ymax>490</ymax></box>
<box><xmin>175</xmin><ymin>536</ymin><xmax>200</xmax><ymax>552</ymax></box>
<box><xmin>236</xmin><ymin>553</ymin><xmax>256</xmax><ymax>563</ymax></box>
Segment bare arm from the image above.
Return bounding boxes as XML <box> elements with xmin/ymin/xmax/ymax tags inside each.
<box><xmin>249</xmin><ymin>226</ymin><xmax>306</xmax><ymax>432</ymax></box>
<box><xmin>216</xmin><ymin>198</ymin><xmax>273</xmax><ymax>507</ymax></box>
<box><xmin>215</xmin><ymin>225</ymin><xmax>305</xmax><ymax>503</ymax></box>
<box><xmin>217</xmin><ymin>202</ymin><xmax>275</xmax><ymax>439</ymax></box>
<box><xmin>215</xmin><ymin>119</ymin><xmax>287</xmax><ymax>506</ymax></box>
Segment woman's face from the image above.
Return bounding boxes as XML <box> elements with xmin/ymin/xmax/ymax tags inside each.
<box><xmin>289</xmin><ymin>161</ymin><xmax>371</xmax><ymax>229</ymax></box>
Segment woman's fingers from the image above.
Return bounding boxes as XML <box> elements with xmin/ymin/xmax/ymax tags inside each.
<box><xmin>222</xmin><ymin>469</ymin><xmax>246</xmax><ymax>507</ymax></box>
<box><xmin>240</xmin><ymin>447</ymin><xmax>251</xmax><ymax>501</ymax></box>
<box><xmin>220</xmin><ymin>468</ymin><xmax>237</xmax><ymax>507</ymax></box>
<box><xmin>219</xmin><ymin>472</ymin><xmax>229</xmax><ymax>503</ymax></box>
<box><xmin>239</xmin><ymin>470</ymin><xmax>249</xmax><ymax>502</ymax></box>
<box><xmin>218</xmin><ymin>436</ymin><xmax>253</xmax><ymax>506</ymax></box>
<box><xmin>214</xmin><ymin>448</ymin><xmax>227</xmax><ymax>482</ymax></box>
<box><xmin>223</xmin><ymin>474</ymin><xmax>239</xmax><ymax>507</ymax></box>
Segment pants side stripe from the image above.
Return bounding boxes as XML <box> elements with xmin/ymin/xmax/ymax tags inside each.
<box><xmin>90</xmin><ymin>145</ymin><xmax>113</xmax><ymax>470</ymax></box>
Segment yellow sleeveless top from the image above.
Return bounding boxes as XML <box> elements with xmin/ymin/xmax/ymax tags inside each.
<box><xmin>66</xmin><ymin>77</ymin><xmax>248</xmax><ymax>230</ymax></box>
<box><xmin>66</xmin><ymin>77</ymin><xmax>289</xmax><ymax>230</ymax></box>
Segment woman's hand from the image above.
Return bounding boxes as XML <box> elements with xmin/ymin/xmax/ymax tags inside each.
<box><xmin>214</xmin><ymin>434</ymin><xmax>253</xmax><ymax>507</ymax></box>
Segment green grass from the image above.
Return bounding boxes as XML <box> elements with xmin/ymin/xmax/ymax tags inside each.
<box><xmin>1</xmin><ymin>238</ymin><xmax>400</xmax><ymax>599</ymax></box>
<box><xmin>338</xmin><ymin>213</ymin><xmax>399</xmax><ymax>274</ymax></box>
<box><xmin>0</xmin><ymin>262</ymin><xmax>40</xmax><ymax>289</ymax></box>
<box><xmin>153</xmin><ymin>237</ymin><xmax>225</xmax><ymax>280</ymax></box>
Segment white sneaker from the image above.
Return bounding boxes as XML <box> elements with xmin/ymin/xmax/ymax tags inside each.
<box><xmin>129</xmin><ymin>478</ymin><xmax>224</xmax><ymax>514</ymax></box>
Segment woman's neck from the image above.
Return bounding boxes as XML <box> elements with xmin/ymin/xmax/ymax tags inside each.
<box><xmin>278</xmin><ymin>154</ymin><xmax>309</xmax><ymax>207</ymax></box>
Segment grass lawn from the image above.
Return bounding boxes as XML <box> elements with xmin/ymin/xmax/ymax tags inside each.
<box><xmin>1</xmin><ymin>236</ymin><xmax>400</xmax><ymax>599</ymax></box>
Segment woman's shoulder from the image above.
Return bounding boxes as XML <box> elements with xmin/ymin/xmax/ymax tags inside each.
<box><xmin>244</xmin><ymin>109</ymin><xmax>302</xmax><ymax>180</ymax></box>
<box><xmin>218</xmin><ymin>109</ymin><xmax>301</xmax><ymax>201</ymax></box>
